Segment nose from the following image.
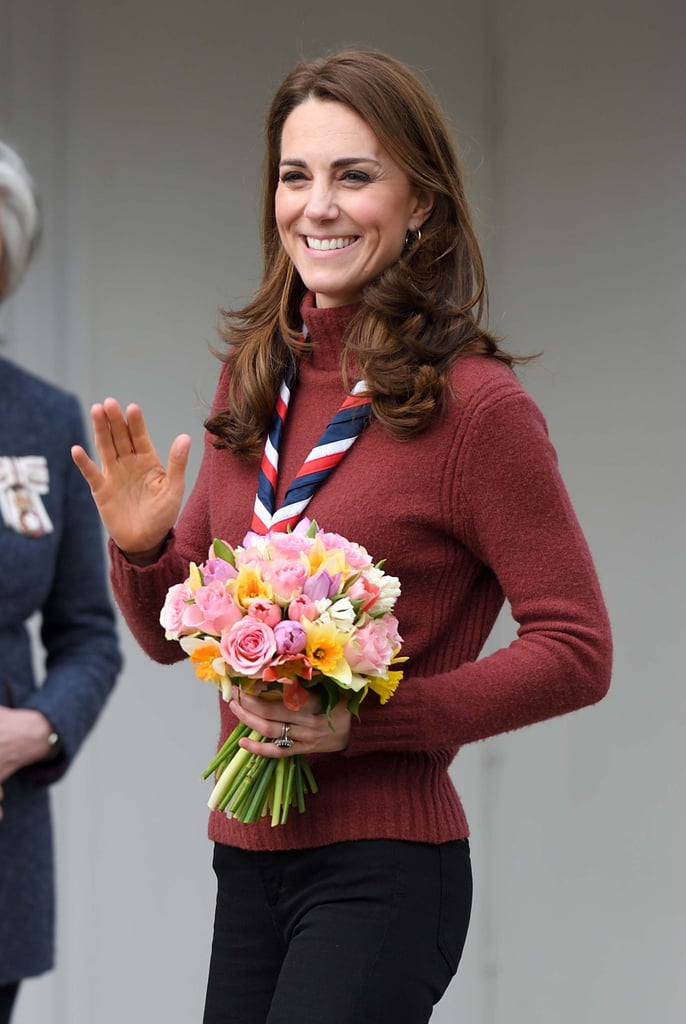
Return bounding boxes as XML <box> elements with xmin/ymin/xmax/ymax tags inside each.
<box><xmin>304</xmin><ymin>179</ymin><xmax>338</xmax><ymax>221</ymax></box>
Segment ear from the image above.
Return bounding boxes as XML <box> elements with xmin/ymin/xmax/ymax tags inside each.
<box><xmin>409</xmin><ymin>189</ymin><xmax>435</xmax><ymax>232</ymax></box>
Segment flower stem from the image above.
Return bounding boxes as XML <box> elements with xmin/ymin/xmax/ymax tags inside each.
<box><xmin>206</xmin><ymin>730</ymin><xmax>261</xmax><ymax>809</ymax></box>
<box><xmin>295</xmin><ymin>757</ymin><xmax>305</xmax><ymax>813</ymax></box>
<box><xmin>271</xmin><ymin>759</ymin><xmax>286</xmax><ymax>828</ymax></box>
<box><xmin>281</xmin><ymin>758</ymin><xmax>296</xmax><ymax>825</ymax></box>
<box><xmin>202</xmin><ymin>723</ymin><xmax>250</xmax><ymax>779</ymax></box>
<box><xmin>301</xmin><ymin>757</ymin><xmax>318</xmax><ymax>795</ymax></box>
<box><xmin>227</xmin><ymin>753</ymin><xmax>265</xmax><ymax>817</ymax></box>
<box><xmin>217</xmin><ymin>753</ymin><xmax>256</xmax><ymax>813</ymax></box>
<box><xmin>240</xmin><ymin>757</ymin><xmax>277</xmax><ymax>823</ymax></box>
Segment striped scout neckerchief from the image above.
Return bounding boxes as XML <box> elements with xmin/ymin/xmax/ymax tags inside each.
<box><xmin>250</xmin><ymin>327</ymin><xmax>372</xmax><ymax>535</ymax></box>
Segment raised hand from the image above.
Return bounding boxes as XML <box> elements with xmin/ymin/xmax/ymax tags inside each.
<box><xmin>71</xmin><ymin>398</ymin><xmax>191</xmax><ymax>561</ymax></box>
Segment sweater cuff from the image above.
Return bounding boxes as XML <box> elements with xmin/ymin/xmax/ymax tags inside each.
<box><xmin>109</xmin><ymin>530</ymin><xmax>174</xmax><ymax>572</ymax></box>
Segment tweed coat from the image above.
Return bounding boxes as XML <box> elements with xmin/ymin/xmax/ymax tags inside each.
<box><xmin>0</xmin><ymin>354</ymin><xmax>122</xmax><ymax>985</ymax></box>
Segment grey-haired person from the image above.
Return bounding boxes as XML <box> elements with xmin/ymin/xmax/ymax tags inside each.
<box><xmin>0</xmin><ymin>140</ymin><xmax>122</xmax><ymax>1023</ymax></box>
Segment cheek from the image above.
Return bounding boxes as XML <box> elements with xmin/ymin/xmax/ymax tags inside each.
<box><xmin>275</xmin><ymin>187</ymin><xmax>296</xmax><ymax>229</ymax></box>
<box><xmin>362</xmin><ymin>197</ymin><xmax>411</xmax><ymax>252</ymax></box>
<box><xmin>275</xmin><ymin>196</ymin><xmax>299</xmax><ymax>253</ymax></box>
<box><xmin>274</xmin><ymin>210</ymin><xmax>291</xmax><ymax>252</ymax></box>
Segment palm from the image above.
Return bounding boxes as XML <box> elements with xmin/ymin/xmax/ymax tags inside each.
<box><xmin>72</xmin><ymin>398</ymin><xmax>191</xmax><ymax>555</ymax></box>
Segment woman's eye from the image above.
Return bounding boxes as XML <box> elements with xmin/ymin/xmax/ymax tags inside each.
<box><xmin>341</xmin><ymin>170</ymin><xmax>371</xmax><ymax>183</ymax></box>
<box><xmin>280</xmin><ymin>171</ymin><xmax>307</xmax><ymax>184</ymax></box>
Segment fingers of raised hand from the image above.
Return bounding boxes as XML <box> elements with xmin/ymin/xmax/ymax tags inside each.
<box><xmin>124</xmin><ymin>403</ymin><xmax>157</xmax><ymax>456</ymax></box>
<box><xmin>101</xmin><ymin>398</ymin><xmax>139</xmax><ymax>458</ymax></box>
<box><xmin>70</xmin><ymin>443</ymin><xmax>100</xmax><ymax>486</ymax></box>
<box><xmin>167</xmin><ymin>434</ymin><xmax>192</xmax><ymax>479</ymax></box>
<box><xmin>84</xmin><ymin>399</ymin><xmax>128</xmax><ymax>465</ymax></box>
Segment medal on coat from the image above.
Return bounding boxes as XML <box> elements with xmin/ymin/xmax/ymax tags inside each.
<box><xmin>0</xmin><ymin>455</ymin><xmax>54</xmax><ymax>536</ymax></box>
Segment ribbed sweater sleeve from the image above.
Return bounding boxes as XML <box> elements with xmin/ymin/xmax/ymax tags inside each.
<box><xmin>343</xmin><ymin>373</ymin><xmax>612</xmax><ymax>756</ymax></box>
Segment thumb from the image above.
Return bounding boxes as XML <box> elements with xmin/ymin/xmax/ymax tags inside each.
<box><xmin>167</xmin><ymin>434</ymin><xmax>192</xmax><ymax>481</ymax></box>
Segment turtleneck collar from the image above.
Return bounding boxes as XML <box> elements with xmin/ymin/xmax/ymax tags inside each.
<box><xmin>299</xmin><ymin>291</ymin><xmax>362</xmax><ymax>372</ymax></box>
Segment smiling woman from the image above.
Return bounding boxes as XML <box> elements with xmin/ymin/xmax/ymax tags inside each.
<box><xmin>275</xmin><ymin>99</ymin><xmax>433</xmax><ymax>308</ymax></box>
<box><xmin>71</xmin><ymin>47</ymin><xmax>611</xmax><ymax>1024</ymax></box>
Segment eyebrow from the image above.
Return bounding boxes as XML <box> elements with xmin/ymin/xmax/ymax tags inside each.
<box><xmin>278</xmin><ymin>157</ymin><xmax>382</xmax><ymax>169</ymax></box>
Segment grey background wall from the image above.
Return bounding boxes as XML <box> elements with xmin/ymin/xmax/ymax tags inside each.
<box><xmin>1</xmin><ymin>1</ymin><xmax>683</xmax><ymax>1022</ymax></box>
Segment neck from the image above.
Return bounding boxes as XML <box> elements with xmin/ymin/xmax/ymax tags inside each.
<box><xmin>300</xmin><ymin>292</ymin><xmax>361</xmax><ymax>372</ymax></box>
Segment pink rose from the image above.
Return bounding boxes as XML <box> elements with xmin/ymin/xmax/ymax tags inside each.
<box><xmin>234</xmin><ymin>544</ymin><xmax>267</xmax><ymax>570</ymax></box>
<box><xmin>184</xmin><ymin>581</ymin><xmax>243</xmax><ymax>636</ymax></box>
<box><xmin>267</xmin><ymin>530</ymin><xmax>314</xmax><ymax>559</ymax></box>
<box><xmin>263</xmin><ymin>558</ymin><xmax>309</xmax><ymax>604</ymax></box>
<box><xmin>220</xmin><ymin>618</ymin><xmax>277</xmax><ymax>678</ymax></box>
<box><xmin>318</xmin><ymin>531</ymin><xmax>372</xmax><ymax>569</ymax></box>
<box><xmin>344</xmin><ymin>616</ymin><xmax>402</xmax><ymax>675</ymax></box>
<box><xmin>160</xmin><ymin>583</ymin><xmax>195</xmax><ymax>638</ymax></box>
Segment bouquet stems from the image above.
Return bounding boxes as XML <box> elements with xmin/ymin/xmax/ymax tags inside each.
<box><xmin>204</xmin><ymin>723</ymin><xmax>318</xmax><ymax>826</ymax></box>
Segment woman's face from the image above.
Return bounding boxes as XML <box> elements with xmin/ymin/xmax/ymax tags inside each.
<box><xmin>275</xmin><ymin>98</ymin><xmax>433</xmax><ymax>308</ymax></box>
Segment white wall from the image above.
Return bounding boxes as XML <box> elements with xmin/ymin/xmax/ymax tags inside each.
<box><xmin>2</xmin><ymin>1</ymin><xmax>684</xmax><ymax>1022</ymax></box>
<box><xmin>486</xmin><ymin>3</ymin><xmax>686</xmax><ymax>1021</ymax></box>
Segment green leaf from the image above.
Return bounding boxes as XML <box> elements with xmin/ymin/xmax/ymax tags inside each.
<box><xmin>212</xmin><ymin>538</ymin><xmax>235</xmax><ymax>566</ymax></box>
<box><xmin>316</xmin><ymin>677</ymin><xmax>342</xmax><ymax>726</ymax></box>
<box><xmin>340</xmin><ymin>571</ymin><xmax>361</xmax><ymax>593</ymax></box>
<box><xmin>346</xmin><ymin>687</ymin><xmax>368</xmax><ymax>720</ymax></box>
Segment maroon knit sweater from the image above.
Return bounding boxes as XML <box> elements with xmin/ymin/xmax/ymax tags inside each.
<box><xmin>110</xmin><ymin>295</ymin><xmax>612</xmax><ymax>851</ymax></box>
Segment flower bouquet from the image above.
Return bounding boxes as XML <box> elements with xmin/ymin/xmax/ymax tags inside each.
<box><xmin>160</xmin><ymin>519</ymin><xmax>404</xmax><ymax>826</ymax></box>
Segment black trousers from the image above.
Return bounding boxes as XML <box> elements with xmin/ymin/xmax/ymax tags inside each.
<box><xmin>202</xmin><ymin>838</ymin><xmax>472</xmax><ymax>1024</ymax></box>
<box><xmin>0</xmin><ymin>984</ymin><xmax>19</xmax><ymax>1024</ymax></box>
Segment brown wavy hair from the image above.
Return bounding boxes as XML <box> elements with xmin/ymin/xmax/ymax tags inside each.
<box><xmin>207</xmin><ymin>48</ymin><xmax>520</xmax><ymax>456</ymax></box>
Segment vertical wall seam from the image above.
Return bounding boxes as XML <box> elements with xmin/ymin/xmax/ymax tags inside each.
<box><xmin>479</xmin><ymin>3</ymin><xmax>506</xmax><ymax>1023</ymax></box>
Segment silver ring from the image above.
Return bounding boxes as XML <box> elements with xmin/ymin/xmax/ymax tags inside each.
<box><xmin>274</xmin><ymin>722</ymin><xmax>293</xmax><ymax>749</ymax></box>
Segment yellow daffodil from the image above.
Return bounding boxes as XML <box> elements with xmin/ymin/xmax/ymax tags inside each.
<box><xmin>303</xmin><ymin>618</ymin><xmax>352</xmax><ymax>688</ymax></box>
<box><xmin>187</xmin><ymin>561</ymin><xmax>203</xmax><ymax>593</ymax></box>
<box><xmin>180</xmin><ymin>637</ymin><xmax>225</xmax><ymax>686</ymax></box>
<box><xmin>306</xmin><ymin>537</ymin><xmax>346</xmax><ymax>578</ymax></box>
<box><xmin>233</xmin><ymin>565</ymin><xmax>272</xmax><ymax>608</ymax></box>
<box><xmin>368</xmin><ymin>669</ymin><xmax>403</xmax><ymax>704</ymax></box>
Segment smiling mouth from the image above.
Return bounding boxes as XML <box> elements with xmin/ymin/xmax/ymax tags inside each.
<box><xmin>306</xmin><ymin>236</ymin><xmax>357</xmax><ymax>251</ymax></box>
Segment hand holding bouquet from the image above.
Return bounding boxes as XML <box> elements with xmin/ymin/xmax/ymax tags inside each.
<box><xmin>160</xmin><ymin>519</ymin><xmax>404</xmax><ymax>826</ymax></box>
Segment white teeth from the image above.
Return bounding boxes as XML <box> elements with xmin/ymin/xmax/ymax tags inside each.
<box><xmin>306</xmin><ymin>236</ymin><xmax>355</xmax><ymax>251</ymax></box>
